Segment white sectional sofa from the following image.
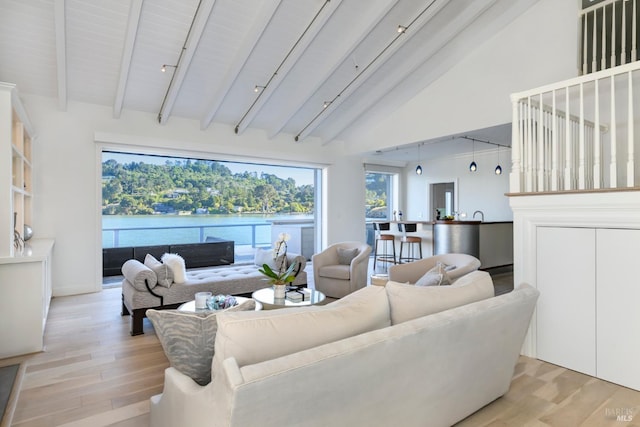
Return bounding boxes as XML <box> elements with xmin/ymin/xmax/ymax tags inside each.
<box><xmin>150</xmin><ymin>271</ymin><xmax>539</xmax><ymax>427</ymax></box>
<box><xmin>121</xmin><ymin>252</ymin><xmax>307</xmax><ymax>335</ymax></box>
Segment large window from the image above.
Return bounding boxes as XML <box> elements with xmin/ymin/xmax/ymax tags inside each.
<box><xmin>365</xmin><ymin>170</ymin><xmax>398</xmax><ymax>248</ymax></box>
<box><xmin>101</xmin><ymin>150</ymin><xmax>319</xmax><ymax>265</ymax></box>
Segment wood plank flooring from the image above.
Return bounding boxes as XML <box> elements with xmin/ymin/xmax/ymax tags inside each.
<box><xmin>3</xmin><ymin>286</ymin><xmax>640</xmax><ymax>426</ymax></box>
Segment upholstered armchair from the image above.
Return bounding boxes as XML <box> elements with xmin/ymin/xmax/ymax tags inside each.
<box><xmin>388</xmin><ymin>253</ymin><xmax>481</xmax><ymax>285</ymax></box>
<box><xmin>312</xmin><ymin>241</ymin><xmax>372</xmax><ymax>298</ymax></box>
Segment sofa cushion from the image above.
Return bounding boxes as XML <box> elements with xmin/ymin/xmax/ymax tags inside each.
<box><xmin>162</xmin><ymin>253</ymin><xmax>187</xmax><ymax>284</ymax></box>
<box><xmin>385</xmin><ymin>270</ymin><xmax>495</xmax><ymax>324</ymax></box>
<box><xmin>415</xmin><ymin>262</ymin><xmax>453</xmax><ymax>287</ymax></box>
<box><xmin>318</xmin><ymin>264</ymin><xmax>350</xmax><ymax>280</ymax></box>
<box><xmin>146</xmin><ymin>299</ymin><xmax>256</xmax><ymax>386</ymax></box>
<box><xmin>337</xmin><ymin>247</ymin><xmax>359</xmax><ymax>265</ymax></box>
<box><xmin>144</xmin><ymin>254</ymin><xmax>174</xmax><ymax>288</ymax></box>
<box><xmin>213</xmin><ymin>285</ymin><xmax>390</xmax><ymax>376</ymax></box>
<box><xmin>121</xmin><ymin>259</ymin><xmax>157</xmax><ymax>291</ymax></box>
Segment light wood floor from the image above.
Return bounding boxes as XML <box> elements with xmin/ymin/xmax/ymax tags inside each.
<box><xmin>3</xmin><ymin>286</ymin><xmax>640</xmax><ymax>426</ymax></box>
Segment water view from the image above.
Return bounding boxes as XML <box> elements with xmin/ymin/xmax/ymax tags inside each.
<box><xmin>102</xmin><ymin>214</ymin><xmax>313</xmax><ymax>248</ymax></box>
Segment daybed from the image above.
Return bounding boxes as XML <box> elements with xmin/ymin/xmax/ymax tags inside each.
<box><xmin>121</xmin><ymin>252</ymin><xmax>307</xmax><ymax>335</ymax></box>
<box><xmin>150</xmin><ymin>271</ymin><xmax>539</xmax><ymax>427</ymax></box>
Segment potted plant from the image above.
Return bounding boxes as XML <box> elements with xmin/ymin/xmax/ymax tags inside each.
<box><xmin>259</xmin><ymin>232</ymin><xmax>297</xmax><ymax>298</ymax></box>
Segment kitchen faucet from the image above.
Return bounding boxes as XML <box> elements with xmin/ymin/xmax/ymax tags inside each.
<box><xmin>473</xmin><ymin>210</ymin><xmax>484</xmax><ymax>222</ymax></box>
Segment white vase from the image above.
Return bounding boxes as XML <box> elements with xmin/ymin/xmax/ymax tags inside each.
<box><xmin>273</xmin><ymin>284</ymin><xmax>286</xmax><ymax>299</ymax></box>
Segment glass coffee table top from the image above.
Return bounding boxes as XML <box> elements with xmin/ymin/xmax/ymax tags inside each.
<box><xmin>178</xmin><ymin>296</ymin><xmax>261</xmax><ymax>312</ymax></box>
<box><xmin>252</xmin><ymin>287</ymin><xmax>326</xmax><ymax>309</ymax></box>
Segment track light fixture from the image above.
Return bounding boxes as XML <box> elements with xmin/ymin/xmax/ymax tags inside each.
<box><xmin>294</xmin><ymin>0</ymin><xmax>439</xmax><ymax>142</ymax></box>
<box><xmin>323</xmin><ymin>101</ymin><xmax>332</xmax><ymax>109</ymax></box>
<box><xmin>416</xmin><ymin>142</ymin><xmax>423</xmax><ymax>175</ymax></box>
<box><xmin>495</xmin><ymin>147</ymin><xmax>502</xmax><ymax>175</ymax></box>
<box><xmin>235</xmin><ymin>0</ymin><xmax>331</xmax><ymax>135</ymax></box>
<box><xmin>161</xmin><ymin>64</ymin><xmax>177</xmax><ymax>73</ymax></box>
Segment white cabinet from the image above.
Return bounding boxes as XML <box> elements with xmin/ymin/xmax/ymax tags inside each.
<box><xmin>536</xmin><ymin>226</ymin><xmax>640</xmax><ymax>391</ymax></box>
<box><xmin>0</xmin><ymin>239</ymin><xmax>54</xmax><ymax>358</ymax></box>
<box><xmin>536</xmin><ymin>227</ymin><xmax>596</xmax><ymax>376</ymax></box>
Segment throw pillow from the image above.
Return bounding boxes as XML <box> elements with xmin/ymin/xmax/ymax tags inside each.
<box><xmin>415</xmin><ymin>262</ymin><xmax>452</xmax><ymax>287</ymax></box>
<box><xmin>121</xmin><ymin>259</ymin><xmax>158</xmax><ymax>291</ymax></box>
<box><xmin>337</xmin><ymin>247</ymin><xmax>359</xmax><ymax>265</ymax></box>
<box><xmin>161</xmin><ymin>253</ymin><xmax>187</xmax><ymax>284</ymax></box>
<box><xmin>213</xmin><ymin>285</ymin><xmax>390</xmax><ymax>378</ymax></box>
<box><xmin>144</xmin><ymin>254</ymin><xmax>174</xmax><ymax>288</ymax></box>
<box><xmin>146</xmin><ymin>299</ymin><xmax>256</xmax><ymax>386</ymax></box>
<box><xmin>385</xmin><ymin>271</ymin><xmax>495</xmax><ymax>324</ymax></box>
<box><xmin>254</xmin><ymin>247</ymin><xmax>287</xmax><ymax>272</ymax></box>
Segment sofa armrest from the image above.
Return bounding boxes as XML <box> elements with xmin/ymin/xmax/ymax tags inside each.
<box><xmin>388</xmin><ymin>257</ymin><xmax>438</xmax><ymax>284</ymax></box>
<box><xmin>286</xmin><ymin>253</ymin><xmax>307</xmax><ymax>277</ymax></box>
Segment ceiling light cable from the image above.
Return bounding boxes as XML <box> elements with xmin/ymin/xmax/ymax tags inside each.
<box><xmin>157</xmin><ymin>0</ymin><xmax>204</xmax><ymax>123</ymax></box>
<box><xmin>294</xmin><ymin>0</ymin><xmax>438</xmax><ymax>142</ymax></box>
<box><xmin>235</xmin><ymin>0</ymin><xmax>331</xmax><ymax>134</ymax></box>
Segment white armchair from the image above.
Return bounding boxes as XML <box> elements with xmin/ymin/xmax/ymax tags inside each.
<box><xmin>312</xmin><ymin>241</ymin><xmax>372</xmax><ymax>298</ymax></box>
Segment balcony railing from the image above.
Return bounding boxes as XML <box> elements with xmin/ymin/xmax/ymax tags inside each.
<box><xmin>510</xmin><ymin>60</ymin><xmax>640</xmax><ymax>193</ymax></box>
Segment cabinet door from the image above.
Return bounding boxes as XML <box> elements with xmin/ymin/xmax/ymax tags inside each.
<box><xmin>536</xmin><ymin>227</ymin><xmax>596</xmax><ymax>376</ymax></box>
<box><xmin>596</xmin><ymin>228</ymin><xmax>640</xmax><ymax>391</ymax></box>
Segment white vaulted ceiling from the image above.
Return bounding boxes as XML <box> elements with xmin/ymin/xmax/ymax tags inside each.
<box><xmin>0</xmin><ymin>0</ymin><xmax>537</xmax><ymax>151</ymax></box>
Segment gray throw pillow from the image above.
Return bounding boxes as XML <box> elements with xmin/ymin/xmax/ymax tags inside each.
<box><xmin>147</xmin><ymin>299</ymin><xmax>256</xmax><ymax>385</ymax></box>
<box><xmin>415</xmin><ymin>262</ymin><xmax>453</xmax><ymax>287</ymax></box>
<box><xmin>337</xmin><ymin>247</ymin><xmax>359</xmax><ymax>265</ymax></box>
<box><xmin>144</xmin><ymin>254</ymin><xmax>174</xmax><ymax>288</ymax></box>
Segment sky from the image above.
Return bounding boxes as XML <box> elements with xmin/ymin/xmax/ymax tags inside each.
<box><xmin>102</xmin><ymin>151</ymin><xmax>315</xmax><ymax>186</ymax></box>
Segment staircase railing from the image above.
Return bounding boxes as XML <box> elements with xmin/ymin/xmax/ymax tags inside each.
<box><xmin>581</xmin><ymin>0</ymin><xmax>639</xmax><ymax>74</ymax></box>
<box><xmin>510</xmin><ymin>60</ymin><xmax>640</xmax><ymax>193</ymax></box>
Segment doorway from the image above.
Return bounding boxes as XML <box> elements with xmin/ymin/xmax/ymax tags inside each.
<box><xmin>431</xmin><ymin>182</ymin><xmax>454</xmax><ymax>220</ymax></box>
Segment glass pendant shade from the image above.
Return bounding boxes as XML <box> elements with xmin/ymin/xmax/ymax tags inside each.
<box><xmin>416</xmin><ymin>164</ymin><xmax>422</xmax><ymax>175</ymax></box>
<box><xmin>469</xmin><ymin>161</ymin><xmax>477</xmax><ymax>172</ymax></box>
<box><xmin>495</xmin><ymin>164</ymin><xmax>502</xmax><ymax>175</ymax></box>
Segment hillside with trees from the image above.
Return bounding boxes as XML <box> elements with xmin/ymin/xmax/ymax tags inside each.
<box><xmin>102</xmin><ymin>159</ymin><xmax>314</xmax><ymax>215</ymax></box>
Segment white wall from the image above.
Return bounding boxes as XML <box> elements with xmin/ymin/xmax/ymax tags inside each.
<box><xmin>404</xmin><ymin>150</ymin><xmax>512</xmax><ymax>222</ymax></box>
<box><xmin>351</xmin><ymin>0</ymin><xmax>580</xmax><ymax>152</ymax></box>
<box><xmin>24</xmin><ymin>95</ymin><xmax>360</xmax><ymax>296</ymax></box>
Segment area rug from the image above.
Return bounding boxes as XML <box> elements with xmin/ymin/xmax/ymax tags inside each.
<box><xmin>0</xmin><ymin>364</ymin><xmax>19</xmax><ymax>424</ymax></box>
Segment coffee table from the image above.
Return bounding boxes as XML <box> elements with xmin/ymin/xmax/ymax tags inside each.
<box><xmin>251</xmin><ymin>287</ymin><xmax>326</xmax><ymax>310</ymax></box>
<box><xmin>178</xmin><ymin>296</ymin><xmax>262</xmax><ymax>312</ymax></box>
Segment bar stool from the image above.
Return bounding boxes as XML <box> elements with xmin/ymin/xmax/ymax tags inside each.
<box><xmin>398</xmin><ymin>223</ymin><xmax>423</xmax><ymax>264</ymax></box>
<box><xmin>373</xmin><ymin>222</ymin><xmax>396</xmax><ymax>271</ymax></box>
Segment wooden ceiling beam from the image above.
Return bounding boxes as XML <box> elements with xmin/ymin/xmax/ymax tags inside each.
<box><xmin>113</xmin><ymin>0</ymin><xmax>144</xmax><ymax>118</ymax></box>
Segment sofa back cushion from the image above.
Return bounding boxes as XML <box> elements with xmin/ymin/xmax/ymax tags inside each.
<box><xmin>213</xmin><ymin>285</ymin><xmax>390</xmax><ymax>376</ymax></box>
<box><xmin>385</xmin><ymin>270</ymin><xmax>495</xmax><ymax>324</ymax></box>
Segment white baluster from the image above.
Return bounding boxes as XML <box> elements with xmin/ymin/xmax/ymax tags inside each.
<box><xmin>612</xmin><ymin>1</ymin><xmax>617</xmax><ymax>67</ymax></box>
<box><xmin>510</xmin><ymin>98</ymin><xmax>522</xmax><ymax>193</ymax></box>
<box><xmin>610</xmin><ymin>74</ymin><xmax>618</xmax><ymax>187</ymax></box>
<box><xmin>592</xmin><ymin>10</ymin><xmax>598</xmax><ymax>72</ymax></box>
<box><xmin>538</xmin><ymin>94</ymin><xmax>545</xmax><ymax>191</ymax></box>
<box><xmin>633</xmin><ymin>0</ymin><xmax>637</xmax><ymax>62</ymax></box>
<box><xmin>551</xmin><ymin>90</ymin><xmax>559</xmax><ymax>191</ymax></box>
<box><xmin>579</xmin><ymin>83</ymin><xmax>586</xmax><ymax>189</ymax></box>
<box><xmin>602</xmin><ymin>6</ymin><xmax>608</xmax><ymax>70</ymax></box>
<box><xmin>627</xmin><ymin>70</ymin><xmax>634</xmax><ymax>186</ymax></box>
<box><xmin>594</xmin><ymin>79</ymin><xmax>601</xmax><ymax>189</ymax></box>
<box><xmin>583</xmin><ymin>13</ymin><xmax>589</xmax><ymax>74</ymax></box>
<box><xmin>564</xmin><ymin>87</ymin><xmax>572</xmax><ymax>190</ymax></box>
<box><xmin>526</xmin><ymin>97</ymin><xmax>533</xmax><ymax>192</ymax></box>
<box><xmin>622</xmin><ymin>0</ymin><xmax>628</xmax><ymax>64</ymax></box>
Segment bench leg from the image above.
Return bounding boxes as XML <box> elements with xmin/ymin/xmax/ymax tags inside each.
<box><xmin>121</xmin><ymin>294</ymin><xmax>130</xmax><ymax>316</ymax></box>
<box><xmin>130</xmin><ymin>309</ymin><xmax>145</xmax><ymax>336</ymax></box>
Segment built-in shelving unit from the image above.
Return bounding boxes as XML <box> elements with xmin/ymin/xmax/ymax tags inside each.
<box><xmin>0</xmin><ymin>82</ymin><xmax>54</xmax><ymax>358</ymax></box>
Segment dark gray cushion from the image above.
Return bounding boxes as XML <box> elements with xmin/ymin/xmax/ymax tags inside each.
<box><xmin>147</xmin><ymin>299</ymin><xmax>256</xmax><ymax>385</ymax></box>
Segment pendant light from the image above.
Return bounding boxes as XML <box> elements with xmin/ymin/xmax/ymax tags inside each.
<box><xmin>494</xmin><ymin>146</ymin><xmax>502</xmax><ymax>175</ymax></box>
<box><xmin>469</xmin><ymin>139</ymin><xmax>477</xmax><ymax>172</ymax></box>
<box><xmin>415</xmin><ymin>143</ymin><xmax>423</xmax><ymax>175</ymax></box>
